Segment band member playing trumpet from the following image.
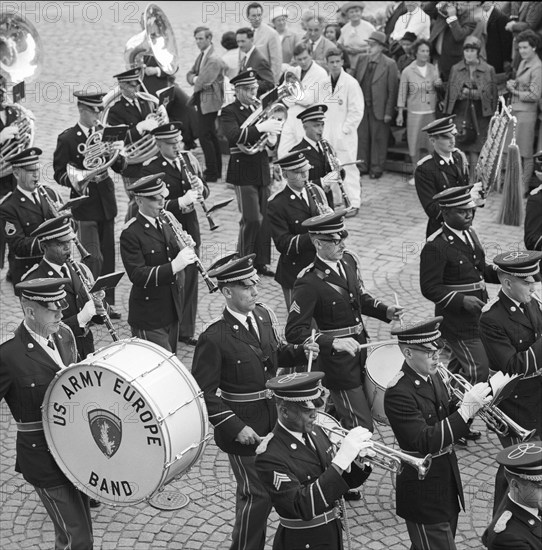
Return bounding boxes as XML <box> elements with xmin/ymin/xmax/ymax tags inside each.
<box><xmin>191</xmin><ymin>253</ymin><xmax>317</xmax><ymax>550</ymax></box>
<box><xmin>0</xmin><ymin>147</ymin><xmax>61</xmax><ymax>288</ymax></box>
<box><xmin>53</xmin><ymin>91</ymin><xmax>124</xmax><ymax>315</ymax></box>
<box><xmin>142</xmin><ymin>122</ymin><xmax>208</xmax><ymax>346</ymax></box>
<box><xmin>120</xmin><ymin>174</ymin><xmax>197</xmax><ymax>353</ymax></box>
<box><xmin>384</xmin><ymin>316</ymin><xmax>492</xmax><ymax>550</ymax></box>
<box><xmin>220</xmin><ymin>69</ymin><xmax>281</xmax><ymax>276</ymax></box>
<box><xmin>0</xmin><ymin>278</ymin><xmax>94</xmax><ymax>549</ymax></box>
<box><xmin>268</xmin><ymin>151</ymin><xmax>328</xmax><ymax>308</ymax></box>
<box><xmin>479</xmin><ymin>250</ymin><xmax>542</xmax><ymax>512</ymax></box>
<box><xmin>255</xmin><ymin>372</ymin><xmax>373</xmax><ymax>550</ymax></box>
<box><xmin>285</xmin><ymin>209</ymin><xmax>403</xmax><ymax>442</ymax></box>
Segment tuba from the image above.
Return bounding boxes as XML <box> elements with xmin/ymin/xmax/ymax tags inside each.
<box><xmin>237</xmin><ymin>72</ymin><xmax>303</xmax><ymax>155</ymax></box>
<box><xmin>0</xmin><ymin>11</ymin><xmax>42</xmax><ymax>174</ymax></box>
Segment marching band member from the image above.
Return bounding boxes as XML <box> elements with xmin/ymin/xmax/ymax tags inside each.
<box><xmin>0</xmin><ymin>278</ymin><xmax>93</xmax><ymax>550</ymax></box>
<box><xmin>384</xmin><ymin>317</ymin><xmax>492</xmax><ymax>550</ymax></box>
<box><xmin>479</xmin><ymin>250</ymin><xmax>542</xmax><ymax>512</ymax></box>
<box><xmin>0</xmin><ymin>74</ymin><xmax>18</xmax><ymax>197</ymax></box>
<box><xmin>482</xmin><ymin>442</ymin><xmax>542</xmax><ymax>549</ymax></box>
<box><xmin>191</xmin><ymin>253</ymin><xmax>316</xmax><ymax>550</ymax></box>
<box><xmin>0</xmin><ymin>148</ymin><xmax>60</xmax><ymax>288</ymax></box>
<box><xmin>219</xmin><ymin>69</ymin><xmax>280</xmax><ymax>276</ymax></box>
<box><xmin>290</xmin><ymin>104</ymin><xmax>338</xmax><ymax>209</ymax></box>
<box><xmin>285</xmin><ymin>209</ymin><xmax>402</xmax><ymax>442</ymax></box>
<box><xmin>119</xmin><ymin>174</ymin><xmax>197</xmax><ymax>353</ymax></box>
<box><xmin>268</xmin><ymin>151</ymin><xmax>327</xmax><ymax>308</ymax></box>
<box><xmin>255</xmin><ymin>372</ymin><xmax>373</xmax><ymax>550</ymax></box>
<box><xmin>142</xmin><ymin>121</ymin><xmax>208</xmax><ymax>346</ymax></box>
<box><xmin>53</xmin><ymin>91</ymin><xmax>124</xmax><ymax>314</ymax></box>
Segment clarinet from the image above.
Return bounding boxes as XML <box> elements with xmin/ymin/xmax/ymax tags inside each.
<box><xmin>66</xmin><ymin>256</ymin><xmax>119</xmax><ymax>342</ymax></box>
<box><xmin>159</xmin><ymin>209</ymin><xmax>219</xmax><ymax>293</ymax></box>
<box><xmin>304</xmin><ymin>181</ymin><xmax>333</xmax><ymax>215</ymax></box>
<box><xmin>320</xmin><ymin>139</ymin><xmax>352</xmax><ymax>209</ymax></box>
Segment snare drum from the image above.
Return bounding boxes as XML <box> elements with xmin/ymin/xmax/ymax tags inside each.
<box><xmin>364</xmin><ymin>344</ymin><xmax>403</xmax><ymax>424</ymax></box>
<box><xmin>42</xmin><ymin>338</ymin><xmax>209</xmax><ymax>505</ymax></box>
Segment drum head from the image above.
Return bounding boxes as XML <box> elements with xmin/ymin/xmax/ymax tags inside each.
<box><xmin>366</xmin><ymin>344</ymin><xmax>403</xmax><ymax>387</ymax></box>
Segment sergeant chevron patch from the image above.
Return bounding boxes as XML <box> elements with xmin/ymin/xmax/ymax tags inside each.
<box><xmin>273</xmin><ymin>471</ymin><xmax>291</xmax><ymax>490</ymax></box>
<box><xmin>289</xmin><ymin>300</ymin><xmax>300</xmax><ymax>315</ymax></box>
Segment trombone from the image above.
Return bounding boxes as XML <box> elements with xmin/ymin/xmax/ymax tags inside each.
<box><xmin>436</xmin><ymin>364</ymin><xmax>535</xmax><ymax>441</ymax></box>
<box><xmin>316</xmin><ymin>412</ymin><xmax>432</xmax><ymax>480</ymax></box>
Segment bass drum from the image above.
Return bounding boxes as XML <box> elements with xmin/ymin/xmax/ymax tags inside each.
<box><xmin>42</xmin><ymin>338</ymin><xmax>209</xmax><ymax>505</ymax></box>
<box><xmin>364</xmin><ymin>344</ymin><xmax>403</xmax><ymax>424</ymax></box>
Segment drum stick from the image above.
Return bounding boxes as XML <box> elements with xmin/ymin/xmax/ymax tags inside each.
<box><xmin>394</xmin><ymin>292</ymin><xmax>404</xmax><ymax>328</ymax></box>
<box><xmin>357</xmin><ymin>339</ymin><xmax>396</xmax><ymax>351</ymax></box>
<box><xmin>307</xmin><ymin>328</ymin><xmax>316</xmax><ymax>372</ymax></box>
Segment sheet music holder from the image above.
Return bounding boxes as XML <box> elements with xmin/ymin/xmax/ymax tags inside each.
<box><xmin>12</xmin><ymin>81</ymin><xmax>25</xmax><ymax>103</ymax></box>
<box><xmin>157</xmin><ymin>86</ymin><xmax>175</xmax><ymax>108</ymax></box>
<box><xmin>88</xmin><ymin>271</ymin><xmax>125</xmax><ymax>294</ymax></box>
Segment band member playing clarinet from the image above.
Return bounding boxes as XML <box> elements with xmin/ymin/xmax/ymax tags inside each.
<box><xmin>384</xmin><ymin>317</ymin><xmax>491</xmax><ymax>550</ymax></box>
<box><xmin>255</xmin><ymin>372</ymin><xmax>373</xmax><ymax>550</ymax></box>
<box><xmin>191</xmin><ymin>253</ymin><xmax>317</xmax><ymax>550</ymax></box>
<box><xmin>142</xmin><ymin>121</ymin><xmax>208</xmax><ymax>346</ymax></box>
<box><xmin>120</xmin><ymin>174</ymin><xmax>197</xmax><ymax>353</ymax></box>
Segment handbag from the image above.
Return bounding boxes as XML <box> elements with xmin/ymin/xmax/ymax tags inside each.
<box><xmin>456</xmin><ymin>95</ymin><xmax>480</xmax><ymax>145</ymax></box>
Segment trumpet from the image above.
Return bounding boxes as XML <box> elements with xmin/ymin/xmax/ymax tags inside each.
<box><xmin>316</xmin><ymin>412</ymin><xmax>432</xmax><ymax>480</ymax></box>
<box><xmin>320</xmin><ymin>139</ymin><xmax>352</xmax><ymax>209</ymax></box>
<box><xmin>159</xmin><ymin>209</ymin><xmax>218</xmax><ymax>293</ymax></box>
<box><xmin>35</xmin><ymin>182</ymin><xmax>91</xmax><ymax>261</ymax></box>
<box><xmin>66</xmin><ymin>256</ymin><xmax>119</xmax><ymax>342</ymax></box>
<box><xmin>0</xmin><ymin>103</ymin><xmax>35</xmax><ymax>174</ymax></box>
<box><xmin>304</xmin><ymin>180</ymin><xmax>333</xmax><ymax>215</ymax></box>
<box><xmin>436</xmin><ymin>364</ymin><xmax>535</xmax><ymax>441</ymax></box>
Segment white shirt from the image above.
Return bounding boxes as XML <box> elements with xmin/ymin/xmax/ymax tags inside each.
<box><xmin>390</xmin><ymin>7</ymin><xmax>430</xmax><ymax>41</ymax></box>
<box><xmin>78</xmin><ymin>122</ymin><xmax>92</xmax><ymax>137</ymax></box>
<box><xmin>509</xmin><ymin>495</ymin><xmax>540</xmax><ymax>520</ymax></box>
<box><xmin>44</xmin><ymin>258</ymin><xmax>67</xmax><ymax>278</ymax></box>
<box><xmin>444</xmin><ymin>223</ymin><xmax>471</xmax><ymax>246</ymax></box>
<box><xmin>316</xmin><ymin>254</ymin><xmax>342</xmax><ymax>276</ymax></box>
<box><xmin>17</xmin><ymin>186</ymin><xmax>40</xmax><ymax>204</ymax></box>
<box><xmin>240</xmin><ymin>46</ymin><xmax>256</xmax><ymax>66</ymax></box>
<box><xmin>225</xmin><ymin>306</ymin><xmax>260</xmax><ymax>339</ymax></box>
<box><xmin>24</xmin><ymin>321</ymin><xmax>65</xmax><ymax>368</ymax></box>
<box><xmin>139</xmin><ymin>212</ymin><xmax>160</xmax><ymax>228</ymax></box>
<box><xmin>278</xmin><ymin>419</ymin><xmax>307</xmax><ymax>445</ymax></box>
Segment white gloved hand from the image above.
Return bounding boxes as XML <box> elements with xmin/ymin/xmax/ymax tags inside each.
<box><xmin>470</xmin><ymin>181</ymin><xmax>485</xmax><ymax>204</ymax></box>
<box><xmin>171</xmin><ymin>247</ymin><xmax>197</xmax><ymax>273</ymax></box>
<box><xmin>459</xmin><ymin>382</ymin><xmax>492</xmax><ymax>420</ymax></box>
<box><xmin>77</xmin><ymin>299</ymin><xmax>97</xmax><ymax>326</ymax></box>
<box><xmin>321</xmin><ymin>171</ymin><xmax>340</xmax><ymax>189</ymax></box>
<box><xmin>136</xmin><ymin>118</ymin><xmax>159</xmax><ymax>134</ymax></box>
<box><xmin>256</xmin><ymin>119</ymin><xmax>283</xmax><ymax>134</ymax></box>
<box><xmin>177</xmin><ymin>189</ymin><xmax>199</xmax><ymax>210</ymax></box>
<box><xmin>144</xmin><ymin>66</ymin><xmax>161</xmax><ymax>77</ymax></box>
<box><xmin>0</xmin><ymin>126</ymin><xmax>19</xmax><ymax>144</ymax></box>
<box><xmin>332</xmin><ymin>426</ymin><xmax>373</xmax><ymax>471</ymax></box>
<box><xmin>191</xmin><ymin>177</ymin><xmax>205</xmax><ymax>196</ymax></box>
<box><xmin>266</xmin><ymin>133</ymin><xmax>278</xmax><ymax>146</ymax></box>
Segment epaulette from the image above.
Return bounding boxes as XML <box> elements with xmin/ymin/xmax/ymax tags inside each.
<box><xmin>0</xmin><ymin>191</ymin><xmax>13</xmax><ymax>205</ymax></box>
<box><xmin>387</xmin><ymin>371</ymin><xmax>404</xmax><ymax>388</ymax></box>
<box><xmin>267</xmin><ymin>188</ymin><xmax>281</xmax><ymax>202</ymax></box>
<box><xmin>417</xmin><ymin>154</ymin><xmax>432</xmax><ymax>167</ymax></box>
<box><xmin>530</xmin><ymin>184</ymin><xmax>542</xmax><ymax>195</ymax></box>
<box><xmin>142</xmin><ymin>155</ymin><xmax>158</xmax><ymax>166</ymax></box>
<box><xmin>122</xmin><ymin>217</ymin><xmax>137</xmax><ymax>230</ymax></box>
<box><xmin>256</xmin><ymin>302</ymin><xmax>281</xmax><ymax>341</ymax></box>
<box><xmin>20</xmin><ymin>263</ymin><xmax>40</xmax><ymax>281</ymax></box>
<box><xmin>202</xmin><ymin>315</ymin><xmax>223</xmax><ymax>332</ymax></box>
<box><xmin>58</xmin><ymin>127</ymin><xmax>71</xmax><ymax>137</ymax></box>
<box><xmin>481</xmin><ymin>295</ymin><xmax>500</xmax><ymax>313</ymax></box>
<box><xmin>454</xmin><ymin>147</ymin><xmax>468</xmax><ymax>170</ymax></box>
<box><xmin>427</xmin><ymin>228</ymin><xmax>443</xmax><ymax>242</ymax></box>
<box><xmin>255</xmin><ymin>432</ymin><xmax>274</xmax><ymax>454</ymax></box>
<box><xmin>297</xmin><ymin>262</ymin><xmax>315</xmax><ymax>278</ymax></box>
<box><xmin>493</xmin><ymin>510</ymin><xmax>512</xmax><ymax>533</ymax></box>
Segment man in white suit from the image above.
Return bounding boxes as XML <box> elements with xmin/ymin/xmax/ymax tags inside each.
<box><xmin>323</xmin><ymin>48</ymin><xmax>365</xmax><ymax>214</ymax></box>
<box><xmin>277</xmin><ymin>42</ymin><xmax>328</xmax><ymax>158</ymax></box>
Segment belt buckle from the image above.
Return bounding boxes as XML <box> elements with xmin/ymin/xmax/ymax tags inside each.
<box><xmin>479</xmin><ymin>281</ymin><xmax>486</xmax><ymax>291</ymax></box>
<box><xmin>265</xmin><ymin>389</ymin><xmax>273</xmax><ymax>400</ymax></box>
<box><xmin>354</xmin><ymin>324</ymin><xmax>362</xmax><ymax>335</ymax></box>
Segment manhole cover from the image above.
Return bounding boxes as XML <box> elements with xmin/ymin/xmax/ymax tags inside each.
<box><xmin>148</xmin><ymin>490</ymin><xmax>190</xmax><ymax>510</ymax></box>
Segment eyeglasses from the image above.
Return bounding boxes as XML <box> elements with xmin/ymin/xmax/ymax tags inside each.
<box><xmin>318</xmin><ymin>238</ymin><xmax>344</xmax><ymax>246</ymax></box>
<box><xmin>412</xmin><ymin>347</ymin><xmax>441</xmax><ymax>359</ymax></box>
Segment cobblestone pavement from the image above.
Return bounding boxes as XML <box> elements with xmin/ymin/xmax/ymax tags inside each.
<box><xmin>0</xmin><ymin>2</ymin><xmax>529</xmax><ymax>548</ymax></box>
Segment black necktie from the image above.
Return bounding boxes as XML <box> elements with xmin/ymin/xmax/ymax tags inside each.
<box><xmin>194</xmin><ymin>52</ymin><xmax>204</xmax><ymax>75</ymax></box>
<box><xmin>520</xmin><ymin>302</ymin><xmax>534</xmax><ymax>325</ymax></box>
<box><xmin>303</xmin><ymin>432</ymin><xmax>315</xmax><ymax>451</ymax></box>
<box><xmin>336</xmin><ymin>262</ymin><xmax>346</xmax><ymax>279</ymax></box>
<box><xmin>47</xmin><ymin>338</ymin><xmax>56</xmax><ymax>351</ymax></box>
<box><xmin>463</xmin><ymin>230</ymin><xmax>474</xmax><ymax>250</ymax></box>
<box><xmin>155</xmin><ymin>218</ymin><xmax>163</xmax><ymax>234</ymax></box>
<box><xmin>60</xmin><ymin>265</ymin><xmax>70</xmax><ymax>279</ymax></box>
<box><xmin>246</xmin><ymin>315</ymin><xmax>259</xmax><ymax>341</ymax></box>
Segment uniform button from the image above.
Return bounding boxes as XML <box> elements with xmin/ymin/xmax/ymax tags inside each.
<box><xmin>32</xmin><ymin>443</ymin><xmax>36</xmax><ymax>448</ymax></box>
<box><xmin>355</xmin><ymin>318</ymin><xmax>359</xmax><ymax>322</ymax></box>
<box><xmin>237</xmin><ymin>360</ymin><xmax>241</xmax><ymax>364</ymax></box>
<box><xmin>26</xmin><ymin>222</ymin><xmax>30</xmax><ymax>226</ymax></box>
<box><xmin>31</xmin><ymin>383</ymin><xmax>35</xmax><ymax>387</ymax></box>
<box><xmin>519</xmin><ymin>340</ymin><xmax>522</xmax><ymax>343</ymax></box>
<box><xmin>151</xmin><ymin>250</ymin><xmax>155</xmax><ymax>253</ymax></box>
<box><xmin>332</xmin><ymin>301</ymin><xmax>336</xmax><ymax>305</ymax></box>
<box><xmin>459</xmin><ymin>260</ymin><xmax>463</xmax><ymax>264</ymax></box>
<box><xmin>292</xmin><ymin>262</ymin><xmax>296</xmax><ymax>265</ymax></box>
<box><xmin>305</xmin><ymin>545</ymin><xmax>310</xmax><ymax>549</ymax></box>
<box><xmin>428</xmin><ymin>414</ymin><xmax>431</xmax><ymax>418</ymax></box>
<box><xmin>295</xmin><ymin>220</ymin><xmax>299</xmax><ymax>224</ymax></box>
<box><xmin>145</xmin><ymin>297</ymin><xmax>149</xmax><ymax>300</ymax></box>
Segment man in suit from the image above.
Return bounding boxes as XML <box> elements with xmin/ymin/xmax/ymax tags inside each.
<box><xmin>255</xmin><ymin>372</ymin><xmax>373</xmax><ymax>550</ymax></box>
<box><xmin>482</xmin><ymin>442</ymin><xmax>542</xmax><ymax>549</ymax></box>
<box><xmin>120</xmin><ymin>174</ymin><xmax>197</xmax><ymax>353</ymax></box>
<box><xmin>191</xmin><ymin>253</ymin><xmax>316</xmax><ymax>550</ymax></box>
<box><xmin>479</xmin><ymin>250</ymin><xmax>542</xmax><ymax>512</ymax></box>
<box><xmin>483</xmin><ymin>1</ymin><xmax>513</xmax><ymax>75</ymax></box>
<box><xmin>220</xmin><ymin>70</ymin><xmax>282</xmax><ymax>276</ymax></box>
<box><xmin>304</xmin><ymin>15</ymin><xmax>336</xmax><ymax>70</ymax></box>
<box><xmin>414</xmin><ymin>116</ymin><xmax>470</xmax><ymax>238</ymax></box>
<box><xmin>384</xmin><ymin>317</ymin><xmax>491</xmax><ymax>550</ymax></box>
<box><xmin>0</xmin><ymin>278</ymin><xmax>93</xmax><ymax>549</ymax></box>
<box><xmin>352</xmin><ymin>31</ymin><xmax>399</xmax><ymax>179</ymax></box>
<box><xmin>236</xmin><ymin>27</ymin><xmax>275</xmax><ymax>95</ymax></box>
<box><xmin>142</xmin><ymin>122</ymin><xmax>207</xmax><ymax>346</ymax></box>
<box><xmin>247</xmin><ymin>2</ymin><xmax>282</xmax><ymax>83</ymax></box>
<box><xmin>186</xmin><ymin>26</ymin><xmax>225</xmax><ymax>183</ymax></box>
<box><xmin>0</xmin><ymin>148</ymin><xmax>60</xmax><ymax>288</ymax></box>
<box><xmin>268</xmin><ymin>151</ymin><xmax>328</xmax><ymax>308</ymax></box>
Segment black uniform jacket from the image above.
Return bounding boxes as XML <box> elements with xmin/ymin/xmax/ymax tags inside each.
<box><xmin>524</xmin><ymin>188</ymin><xmax>542</xmax><ymax>252</ymax></box>
<box><xmin>0</xmin><ymin>105</ymin><xmax>19</xmax><ymax>196</ymax></box>
<box><xmin>420</xmin><ymin>225</ymin><xmax>499</xmax><ymax>340</ymax></box>
<box><xmin>415</xmin><ymin>149</ymin><xmax>469</xmax><ymax>237</ymax></box>
<box><xmin>479</xmin><ymin>290</ymin><xmax>542</xmax><ymax>439</ymax></box>
<box><xmin>482</xmin><ymin>496</ymin><xmax>542</xmax><ymax>550</ymax></box>
<box><xmin>384</xmin><ymin>362</ymin><xmax>470</xmax><ymax>524</ymax></box>
<box><xmin>285</xmin><ymin>252</ymin><xmax>389</xmax><ymax>390</ymax></box>
<box><xmin>53</xmin><ymin>124</ymin><xmax>121</xmax><ymax>221</ymax></box>
<box><xmin>141</xmin><ymin>152</ymin><xmax>208</xmax><ymax>249</ymax></box>
<box><xmin>191</xmin><ymin>304</ymin><xmax>306</xmax><ymax>456</ymax></box>
<box><xmin>107</xmin><ymin>95</ymin><xmax>153</xmax><ymax>179</ymax></box>
<box><xmin>219</xmin><ymin>99</ymin><xmax>270</xmax><ymax>187</ymax></box>
<box><xmin>255</xmin><ymin>423</ymin><xmax>370</xmax><ymax>550</ymax></box>
<box><xmin>0</xmin><ymin>186</ymin><xmax>59</xmax><ymax>286</ymax></box>
<box><xmin>0</xmin><ymin>322</ymin><xmax>77</xmax><ymax>488</ymax></box>
<box><xmin>120</xmin><ymin>212</ymin><xmax>183</xmax><ymax>331</ymax></box>
<box><xmin>22</xmin><ymin>259</ymin><xmax>102</xmax><ymax>360</ymax></box>
<box><xmin>267</xmin><ymin>183</ymin><xmax>327</xmax><ymax>289</ymax></box>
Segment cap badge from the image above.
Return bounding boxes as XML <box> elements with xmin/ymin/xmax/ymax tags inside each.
<box><xmin>277</xmin><ymin>373</ymin><xmax>309</xmax><ymax>384</ymax></box>
<box><xmin>502</xmin><ymin>251</ymin><xmax>530</xmax><ymax>261</ymax></box>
